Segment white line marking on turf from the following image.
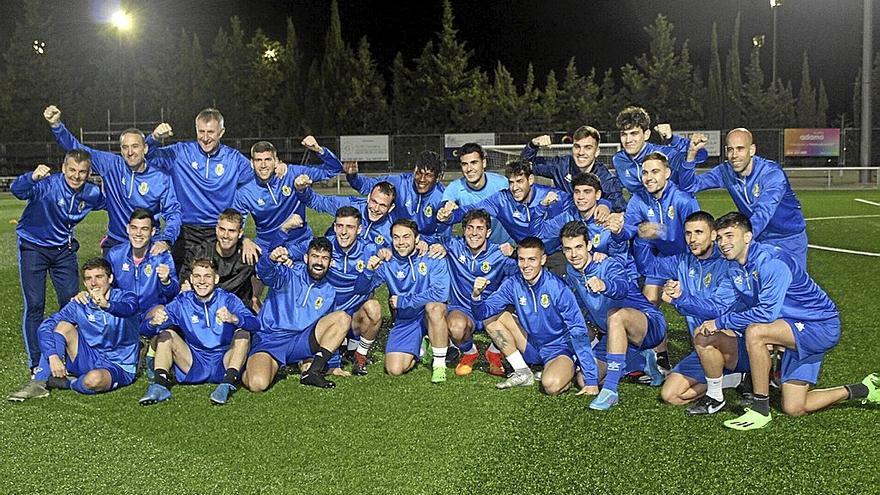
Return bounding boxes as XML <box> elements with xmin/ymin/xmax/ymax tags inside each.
<box><xmin>855</xmin><ymin>198</ymin><xmax>880</xmax><ymax>207</ymax></box>
<box><xmin>805</xmin><ymin>214</ymin><xmax>880</xmax><ymax>221</ymax></box>
<box><xmin>808</xmin><ymin>244</ymin><xmax>880</xmax><ymax>257</ymax></box>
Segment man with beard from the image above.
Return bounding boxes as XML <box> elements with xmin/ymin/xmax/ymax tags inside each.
<box><xmin>138</xmin><ymin>258</ymin><xmax>259</xmax><ymax>406</ymax></box>
<box><xmin>522</xmin><ymin>126</ymin><xmax>626</xmax><ymax>211</ymax></box>
<box><xmin>353</xmin><ymin>219</ymin><xmax>451</xmax><ymax>382</ymax></box>
<box><xmin>243</xmin><ymin>238</ymin><xmax>351</xmax><ymax>390</ymax></box>
<box><xmin>45</xmin><ymin>105</ymin><xmax>181</xmax><ymax>256</ymax></box>
<box><xmin>443</xmin><ymin>143</ymin><xmax>512</xmax><ymax>246</ymax></box>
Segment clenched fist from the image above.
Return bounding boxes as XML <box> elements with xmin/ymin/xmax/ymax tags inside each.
<box><xmin>43</xmin><ymin>105</ymin><xmax>61</xmax><ymax>127</ymax></box>
<box><xmin>32</xmin><ymin>164</ymin><xmax>51</xmax><ymax>181</ymax></box>
<box><xmin>152</xmin><ymin>123</ymin><xmax>173</xmax><ymax>140</ymax></box>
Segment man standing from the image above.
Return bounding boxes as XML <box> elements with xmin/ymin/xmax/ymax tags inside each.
<box><xmin>443</xmin><ymin>142</ymin><xmax>512</xmax><ymax>245</ymax></box>
<box><xmin>522</xmin><ymin>126</ymin><xmax>626</xmax><ymax>211</ymax></box>
<box><xmin>9</xmin><ymin>259</ymin><xmax>139</xmax><ymax>401</ymax></box>
<box><xmin>138</xmin><ymin>258</ymin><xmax>258</xmax><ymax>406</ymax></box>
<box><xmin>694</xmin><ymin>128</ymin><xmax>809</xmax><ymax>268</ymax></box>
<box><xmin>12</xmin><ymin>152</ymin><xmax>104</xmax><ymax>373</ymax></box>
<box><xmin>45</xmin><ymin>105</ymin><xmax>181</xmax><ymax>255</ymax></box>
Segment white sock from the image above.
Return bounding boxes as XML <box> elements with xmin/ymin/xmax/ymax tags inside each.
<box><xmin>506</xmin><ymin>351</ymin><xmax>528</xmax><ymax>371</ymax></box>
<box><xmin>488</xmin><ymin>343</ymin><xmax>500</xmax><ymax>353</ymax></box>
<box><xmin>431</xmin><ymin>346</ymin><xmax>446</xmax><ymax>369</ymax></box>
<box><xmin>706</xmin><ymin>376</ymin><xmax>723</xmax><ymax>402</ymax></box>
<box><xmin>356</xmin><ymin>337</ymin><xmax>375</xmax><ymax>356</ymax></box>
<box><xmin>722</xmin><ymin>372</ymin><xmax>743</xmax><ymax>389</ymax></box>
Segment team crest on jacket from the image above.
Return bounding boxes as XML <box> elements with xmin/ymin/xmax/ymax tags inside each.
<box><xmin>314</xmin><ymin>296</ymin><xmax>324</xmax><ymax>310</ymax></box>
<box><xmin>667</xmin><ymin>205</ymin><xmax>675</xmax><ymax>220</ymax></box>
<box><xmin>518</xmin><ymin>296</ymin><xmax>527</xmax><ymax>306</ymax></box>
<box><xmin>375</xmin><ymin>235</ymin><xmax>385</xmax><ymax>245</ymax></box>
<box><xmin>592</xmin><ymin>233</ymin><xmax>601</xmax><ymax>246</ymax></box>
<box><xmin>540</xmin><ymin>294</ymin><xmax>550</xmax><ymax>308</ymax></box>
<box><xmin>356</xmin><ymin>259</ymin><xmax>365</xmax><ymax>272</ymax></box>
<box><xmin>215</xmin><ymin>163</ymin><xmax>224</xmax><ymax>176</ymax></box>
<box><xmin>418</xmin><ymin>262</ymin><xmax>428</xmax><ymax>276</ymax></box>
<box><xmin>753</xmin><ymin>183</ymin><xmax>761</xmax><ymax>197</ymax></box>
<box><xmin>424</xmin><ymin>204</ymin><xmax>433</xmax><ymax>217</ymax></box>
<box><xmin>480</xmin><ymin>261</ymin><xmax>491</xmax><ymax>273</ymax></box>
<box><xmin>282</xmin><ymin>185</ymin><xmax>292</xmax><ymax>197</ymax></box>
<box><xmin>144</xmin><ymin>264</ymin><xmax>153</xmax><ymax>277</ymax></box>
<box><xmin>138</xmin><ymin>182</ymin><xmax>149</xmax><ymax>195</ymax></box>
<box><xmin>215</xmin><ymin>312</ymin><xmax>224</xmax><ymax>325</ymax></box>
<box><xmin>703</xmin><ymin>272</ymin><xmax>712</xmax><ymax>287</ymax></box>
<box><xmin>79</xmin><ymin>200</ymin><xmax>85</xmax><ymax>212</ymax></box>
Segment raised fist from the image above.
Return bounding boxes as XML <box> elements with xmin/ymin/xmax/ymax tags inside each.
<box><xmin>343</xmin><ymin>161</ymin><xmax>359</xmax><ymax>175</ymax></box>
<box><xmin>472</xmin><ymin>276</ymin><xmax>490</xmax><ymax>298</ymax></box>
<box><xmin>216</xmin><ymin>306</ymin><xmax>238</xmax><ymax>325</ymax></box>
<box><xmin>43</xmin><ymin>105</ymin><xmax>61</xmax><ymax>127</ymax></box>
<box><xmin>436</xmin><ymin>201</ymin><xmax>459</xmax><ymax>222</ymax></box>
<box><xmin>532</xmin><ymin>135</ymin><xmax>552</xmax><ymax>147</ymax></box>
<box><xmin>32</xmin><ymin>164</ymin><xmax>51</xmax><ymax>181</ymax></box>
<box><xmin>155</xmin><ymin>264</ymin><xmax>171</xmax><ymax>283</ymax></box>
<box><xmin>152</xmin><ymin>123</ymin><xmax>173</xmax><ymax>140</ymax></box>
<box><xmin>540</xmin><ymin>191</ymin><xmax>559</xmax><ymax>207</ymax></box>
<box><xmin>301</xmin><ymin>135</ymin><xmax>323</xmax><ymax>154</ymax></box>
<box><xmin>269</xmin><ymin>246</ymin><xmax>290</xmax><ymax>264</ymax></box>
<box><xmin>586</xmin><ymin>276</ymin><xmax>606</xmax><ymax>293</ymax></box>
<box><xmin>654</xmin><ymin>123</ymin><xmax>672</xmax><ymax>140</ymax></box>
<box><xmin>149</xmin><ymin>306</ymin><xmax>169</xmax><ymax>326</ymax></box>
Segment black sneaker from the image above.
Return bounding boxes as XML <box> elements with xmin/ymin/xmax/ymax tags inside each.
<box><xmin>300</xmin><ymin>372</ymin><xmax>336</xmax><ymax>389</ymax></box>
<box><xmin>445</xmin><ymin>346</ymin><xmax>461</xmax><ymax>366</ymax></box>
<box><xmin>736</xmin><ymin>372</ymin><xmax>755</xmax><ymax>406</ymax></box>
<box><xmin>685</xmin><ymin>395</ymin><xmax>727</xmax><ymax>416</ymax></box>
<box><xmin>352</xmin><ymin>354</ymin><xmax>369</xmax><ymax>376</ymax></box>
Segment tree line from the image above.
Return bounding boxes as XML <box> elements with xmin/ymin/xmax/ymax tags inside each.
<box><xmin>0</xmin><ymin>0</ymin><xmax>843</xmax><ymax>142</ymax></box>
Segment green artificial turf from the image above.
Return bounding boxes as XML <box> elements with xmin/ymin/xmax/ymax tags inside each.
<box><xmin>0</xmin><ymin>190</ymin><xmax>878</xmax><ymax>494</ymax></box>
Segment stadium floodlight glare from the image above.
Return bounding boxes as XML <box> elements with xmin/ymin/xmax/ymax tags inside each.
<box><xmin>32</xmin><ymin>40</ymin><xmax>45</xmax><ymax>55</ymax></box>
<box><xmin>263</xmin><ymin>48</ymin><xmax>278</xmax><ymax>62</ymax></box>
<box><xmin>752</xmin><ymin>35</ymin><xmax>765</xmax><ymax>48</ymax></box>
<box><xmin>111</xmin><ymin>10</ymin><xmax>132</xmax><ymax>31</ymax></box>
<box><xmin>770</xmin><ymin>0</ymin><xmax>782</xmax><ymax>7</ymax></box>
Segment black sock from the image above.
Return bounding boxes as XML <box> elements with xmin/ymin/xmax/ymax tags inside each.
<box><xmin>224</xmin><ymin>368</ymin><xmax>241</xmax><ymax>387</ymax></box>
<box><xmin>752</xmin><ymin>393</ymin><xmax>770</xmax><ymax>416</ymax></box>
<box><xmin>656</xmin><ymin>351</ymin><xmax>670</xmax><ymax>370</ymax></box>
<box><xmin>154</xmin><ymin>368</ymin><xmax>174</xmax><ymax>389</ymax></box>
<box><xmin>844</xmin><ymin>383</ymin><xmax>868</xmax><ymax>400</ymax></box>
<box><xmin>307</xmin><ymin>347</ymin><xmax>333</xmax><ymax>375</ymax></box>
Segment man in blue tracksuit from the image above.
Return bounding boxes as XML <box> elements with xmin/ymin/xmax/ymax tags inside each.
<box><xmin>652</xmin><ymin>211</ymin><xmax>750</xmax><ymax>415</ymax></box>
<box><xmin>138</xmin><ymin>257</ymin><xmax>259</xmax><ymax>406</ymax></box>
<box><xmin>232</xmin><ymin>139</ymin><xmax>341</xmax><ymax>254</ymax></box>
<box><xmin>438</xmin><ymin>160</ymin><xmax>572</xmax><ymax>275</ymax></box>
<box><xmin>472</xmin><ymin>236</ymin><xmax>598</xmax><ymax>397</ymax></box>
<box><xmin>145</xmin><ymin>108</ymin><xmax>259</xmax><ymax>270</ymax></box>
<box><xmin>45</xmin><ymin>105</ymin><xmax>181</xmax><ymax>255</ymax></box>
<box><xmin>285</xmin><ymin>207</ymin><xmax>383</xmax><ymax>376</ymax></box>
<box><xmin>353</xmin><ymin>219</ymin><xmax>451</xmax><ymax>382</ymax></box>
<box><xmin>346</xmin><ymin>150</ymin><xmax>451</xmax><ymax>244</ymax></box>
<box><xmin>243</xmin><ymin>237</ymin><xmax>351</xmax><ymax>391</ymax></box>
<box><xmin>694</xmin><ymin>128</ymin><xmax>808</xmax><ymax>268</ymax></box>
<box><xmin>443</xmin><ymin>209</ymin><xmax>518</xmax><ymax>377</ymax></box>
<box><xmin>105</xmin><ymin>208</ymin><xmax>180</xmax><ymax>320</ymax></box>
<box><xmin>12</xmin><ymin>151</ymin><xmax>105</xmax><ymax>372</ymax></box>
<box><xmin>673</xmin><ymin>212</ymin><xmax>879</xmax><ymax>430</ymax></box>
<box><xmin>522</xmin><ymin>125</ymin><xmax>626</xmax><ymax>211</ymax></box>
<box><xmin>612</xmin><ymin>106</ymin><xmax>707</xmax><ymax>195</ymax></box>
<box><xmin>295</xmin><ymin>179</ymin><xmax>396</xmax><ymax>248</ymax></box>
<box><xmin>443</xmin><ymin>142</ymin><xmax>512</xmax><ymax>245</ymax></box>
<box><xmin>9</xmin><ymin>258</ymin><xmax>139</xmax><ymax>401</ymax></box>
<box><xmin>559</xmin><ymin>223</ymin><xmax>667</xmax><ymax>410</ymax></box>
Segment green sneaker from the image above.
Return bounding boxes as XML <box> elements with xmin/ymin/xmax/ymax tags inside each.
<box><xmin>8</xmin><ymin>380</ymin><xmax>49</xmax><ymax>402</ymax></box>
<box><xmin>723</xmin><ymin>408</ymin><xmax>772</xmax><ymax>430</ymax></box>
<box><xmin>862</xmin><ymin>373</ymin><xmax>880</xmax><ymax>404</ymax></box>
<box><xmin>431</xmin><ymin>366</ymin><xmax>446</xmax><ymax>384</ymax></box>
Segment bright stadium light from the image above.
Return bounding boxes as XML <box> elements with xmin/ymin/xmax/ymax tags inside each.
<box><xmin>32</xmin><ymin>39</ymin><xmax>45</xmax><ymax>55</ymax></box>
<box><xmin>111</xmin><ymin>10</ymin><xmax>132</xmax><ymax>31</ymax></box>
<box><xmin>263</xmin><ymin>48</ymin><xmax>278</xmax><ymax>62</ymax></box>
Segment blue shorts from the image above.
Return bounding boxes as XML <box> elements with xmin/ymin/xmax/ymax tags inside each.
<box><xmin>591</xmin><ymin>337</ymin><xmax>649</xmax><ymax>373</ymax></box>
<box><xmin>447</xmin><ymin>304</ymin><xmax>484</xmax><ymax>333</ymax></box>
<box><xmin>671</xmin><ymin>337</ymin><xmax>750</xmax><ymax>384</ymax></box>
<box><xmin>385</xmin><ymin>317</ymin><xmax>427</xmax><ymax>357</ymax></box>
<box><xmin>639</xmin><ymin>309</ymin><xmax>667</xmax><ymax>350</ymax></box>
<box><xmin>68</xmin><ymin>335</ymin><xmax>136</xmax><ymax>391</ymax></box>
<box><xmin>780</xmin><ymin>316</ymin><xmax>841</xmax><ymax>385</ymax></box>
<box><xmin>761</xmin><ymin>231</ymin><xmax>808</xmax><ymax>269</ymax></box>
<box><xmin>250</xmin><ymin>329</ymin><xmax>318</xmax><ymax>366</ymax></box>
<box><xmin>175</xmin><ymin>347</ymin><xmax>227</xmax><ymax>384</ymax></box>
<box><xmin>522</xmin><ymin>337</ymin><xmax>574</xmax><ymax>366</ymax></box>
<box><xmin>643</xmin><ymin>276</ymin><xmax>666</xmax><ymax>287</ymax></box>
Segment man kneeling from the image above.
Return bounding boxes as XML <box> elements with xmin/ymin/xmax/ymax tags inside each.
<box><xmin>139</xmin><ymin>258</ymin><xmax>259</xmax><ymax>406</ymax></box>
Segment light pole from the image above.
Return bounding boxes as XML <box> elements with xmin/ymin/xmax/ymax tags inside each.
<box><xmin>770</xmin><ymin>0</ymin><xmax>782</xmax><ymax>85</ymax></box>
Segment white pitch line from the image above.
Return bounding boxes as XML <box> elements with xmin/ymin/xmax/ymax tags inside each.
<box><xmin>855</xmin><ymin>198</ymin><xmax>880</xmax><ymax>207</ymax></box>
<box><xmin>808</xmin><ymin>244</ymin><xmax>880</xmax><ymax>257</ymax></box>
<box><xmin>805</xmin><ymin>214</ymin><xmax>880</xmax><ymax>221</ymax></box>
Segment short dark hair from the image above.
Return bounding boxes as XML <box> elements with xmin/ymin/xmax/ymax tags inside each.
<box><xmin>714</xmin><ymin>212</ymin><xmax>752</xmax><ymax>233</ymax></box>
<box><xmin>371</xmin><ymin>181</ymin><xmax>397</xmax><ymax>202</ymax></box>
<box><xmin>129</xmin><ymin>207</ymin><xmax>154</xmax><ymax>226</ymax></box>
<box><xmin>217</xmin><ymin>208</ymin><xmax>244</xmax><ymax>228</ymax></box>
<box><xmin>517</xmin><ymin>236</ymin><xmax>545</xmax><ymax>252</ymax></box>
<box><xmin>462</xmin><ymin>209</ymin><xmax>491</xmax><ymax>230</ymax></box>
<box><xmin>64</xmin><ymin>149</ymin><xmax>92</xmax><ymax>168</ymax></box>
<box><xmin>335</xmin><ymin>206</ymin><xmax>362</xmax><ymax>224</ymax></box>
<box><xmin>458</xmin><ymin>142</ymin><xmax>486</xmax><ymax>160</ymax></box>
<box><xmin>82</xmin><ymin>257</ymin><xmax>112</xmax><ymax>277</ymax></box>
<box><xmin>684</xmin><ymin>211</ymin><xmax>716</xmax><ymax>229</ymax></box>
<box><xmin>308</xmin><ymin>237</ymin><xmax>333</xmax><ymax>255</ymax></box>
<box><xmin>391</xmin><ymin>218</ymin><xmax>419</xmax><ymax>236</ymax></box>
<box><xmin>572</xmin><ymin>125</ymin><xmax>601</xmax><ymax>144</ymax></box>
<box><xmin>189</xmin><ymin>257</ymin><xmax>216</xmax><ymax>273</ymax></box>
<box><xmin>414</xmin><ymin>150</ymin><xmax>445</xmax><ymax>176</ymax></box>
<box><xmin>615</xmin><ymin>106</ymin><xmax>651</xmax><ymax>131</ymax></box>
<box><xmin>643</xmin><ymin>151</ymin><xmax>669</xmax><ymax>168</ymax></box>
<box><xmin>250</xmin><ymin>140</ymin><xmax>277</xmax><ymax>157</ymax></box>
<box><xmin>559</xmin><ymin>220</ymin><xmax>590</xmax><ymax>245</ymax></box>
<box><xmin>505</xmin><ymin>160</ymin><xmax>532</xmax><ymax>179</ymax></box>
<box><xmin>571</xmin><ymin>172</ymin><xmax>602</xmax><ymax>194</ymax></box>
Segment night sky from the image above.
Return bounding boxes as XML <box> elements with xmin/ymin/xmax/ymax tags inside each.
<box><xmin>0</xmin><ymin>0</ymin><xmax>875</xmax><ymax>124</ymax></box>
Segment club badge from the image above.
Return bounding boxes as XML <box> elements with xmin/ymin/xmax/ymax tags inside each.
<box><xmin>215</xmin><ymin>163</ymin><xmax>224</xmax><ymax>176</ymax></box>
<box><xmin>144</xmin><ymin>264</ymin><xmax>153</xmax><ymax>277</ymax></box>
<box><xmin>79</xmin><ymin>200</ymin><xmax>85</xmax><ymax>212</ymax></box>
<box><xmin>138</xmin><ymin>182</ymin><xmax>149</xmax><ymax>195</ymax></box>
<box><xmin>703</xmin><ymin>272</ymin><xmax>712</xmax><ymax>287</ymax></box>
<box><xmin>424</xmin><ymin>204</ymin><xmax>433</xmax><ymax>217</ymax></box>
<box><xmin>540</xmin><ymin>293</ymin><xmax>550</xmax><ymax>308</ymax></box>
<box><xmin>667</xmin><ymin>205</ymin><xmax>675</xmax><ymax>220</ymax></box>
<box><xmin>481</xmin><ymin>261</ymin><xmax>491</xmax><ymax>274</ymax></box>
<box><xmin>753</xmin><ymin>183</ymin><xmax>761</xmax><ymax>197</ymax></box>
<box><xmin>375</xmin><ymin>235</ymin><xmax>385</xmax><ymax>245</ymax></box>
<box><xmin>418</xmin><ymin>262</ymin><xmax>428</xmax><ymax>276</ymax></box>
<box><xmin>314</xmin><ymin>296</ymin><xmax>324</xmax><ymax>310</ymax></box>
<box><xmin>356</xmin><ymin>259</ymin><xmax>365</xmax><ymax>272</ymax></box>
<box><xmin>282</xmin><ymin>185</ymin><xmax>292</xmax><ymax>197</ymax></box>
<box><xmin>592</xmin><ymin>233</ymin><xmax>601</xmax><ymax>246</ymax></box>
